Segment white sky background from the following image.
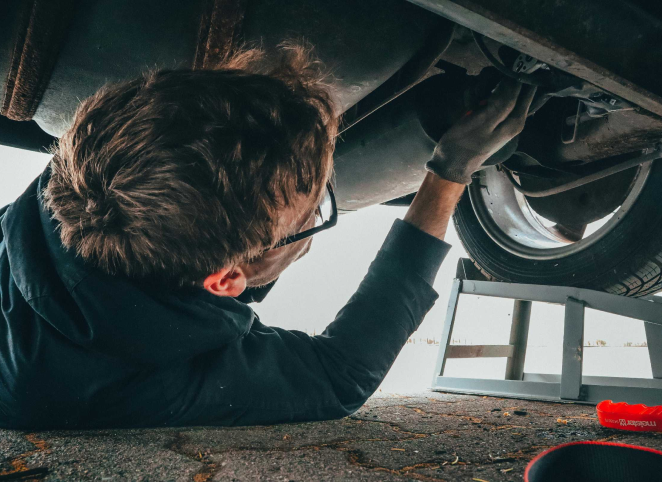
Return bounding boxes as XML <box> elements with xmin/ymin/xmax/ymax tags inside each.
<box><xmin>0</xmin><ymin>145</ymin><xmax>655</xmax><ymax>389</ymax></box>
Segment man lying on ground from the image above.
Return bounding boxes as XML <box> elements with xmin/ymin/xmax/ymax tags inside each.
<box><xmin>0</xmin><ymin>46</ymin><xmax>534</xmax><ymax>429</ymax></box>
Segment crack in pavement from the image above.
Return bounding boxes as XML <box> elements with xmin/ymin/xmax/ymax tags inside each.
<box><xmin>156</xmin><ymin>405</ymin><xmax>661</xmax><ymax>482</ymax></box>
<box><xmin>348</xmin><ymin>416</ymin><xmax>559</xmax><ymax>474</ymax></box>
<box><xmin>349</xmin><ymin>415</ymin><xmax>435</xmax><ymax>439</ymax></box>
<box><xmin>0</xmin><ymin>434</ymin><xmax>50</xmax><ymax>480</ymax></box>
<box><xmin>170</xmin><ymin>412</ymin><xmax>531</xmax><ymax>482</ymax></box>
<box><xmin>167</xmin><ymin>432</ymin><xmax>217</xmax><ymax>482</ymax></box>
<box><xmin>162</xmin><ymin>414</ymin><xmax>538</xmax><ymax>481</ymax></box>
<box><xmin>164</xmin><ymin>417</ymin><xmax>456</xmax><ymax>482</ymax></box>
<box><xmin>392</xmin><ymin>405</ymin><xmax>535</xmax><ymax>431</ymax></box>
<box><xmin>401</xmin><ymin>405</ymin><xmax>486</xmax><ymax>424</ymax></box>
<box><xmin>344</xmin><ymin>448</ymin><xmax>449</xmax><ymax>482</ymax></box>
<box><xmin>497</xmin><ymin>444</ymin><xmax>554</xmax><ymax>462</ymax></box>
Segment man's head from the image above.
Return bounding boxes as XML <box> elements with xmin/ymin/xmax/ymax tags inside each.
<box><xmin>44</xmin><ymin>46</ymin><xmax>338</xmax><ymax>295</ymax></box>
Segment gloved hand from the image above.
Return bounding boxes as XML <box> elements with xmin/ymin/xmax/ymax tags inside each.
<box><xmin>426</xmin><ymin>79</ymin><xmax>537</xmax><ymax>185</ymax></box>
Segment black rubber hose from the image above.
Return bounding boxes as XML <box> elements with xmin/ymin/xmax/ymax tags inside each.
<box><xmin>472</xmin><ymin>31</ymin><xmax>548</xmax><ymax>87</ymax></box>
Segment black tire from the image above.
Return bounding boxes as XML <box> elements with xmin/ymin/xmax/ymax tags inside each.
<box><xmin>453</xmin><ymin>162</ymin><xmax>662</xmax><ymax>297</ymax></box>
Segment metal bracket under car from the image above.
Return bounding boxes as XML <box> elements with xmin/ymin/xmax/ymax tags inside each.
<box><xmin>407</xmin><ymin>0</ymin><xmax>662</xmax><ymax>117</ymax></box>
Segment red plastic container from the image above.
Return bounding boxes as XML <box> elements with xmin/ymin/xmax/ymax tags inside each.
<box><xmin>597</xmin><ymin>400</ymin><xmax>662</xmax><ymax>432</ymax></box>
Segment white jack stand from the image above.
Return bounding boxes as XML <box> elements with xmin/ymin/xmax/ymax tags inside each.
<box><xmin>430</xmin><ymin>259</ymin><xmax>662</xmax><ymax>405</ymax></box>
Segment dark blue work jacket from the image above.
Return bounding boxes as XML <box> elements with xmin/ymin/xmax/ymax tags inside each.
<box><xmin>0</xmin><ymin>166</ymin><xmax>449</xmax><ymax>429</ymax></box>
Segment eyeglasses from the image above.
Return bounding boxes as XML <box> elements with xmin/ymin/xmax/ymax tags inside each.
<box><xmin>270</xmin><ymin>182</ymin><xmax>338</xmax><ymax>249</ymax></box>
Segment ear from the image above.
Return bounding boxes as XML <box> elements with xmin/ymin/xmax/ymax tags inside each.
<box><xmin>203</xmin><ymin>267</ymin><xmax>247</xmax><ymax>297</ymax></box>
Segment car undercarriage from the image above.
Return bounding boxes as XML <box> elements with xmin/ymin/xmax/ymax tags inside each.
<box><xmin>2</xmin><ymin>0</ymin><xmax>662</xmax><ymax>296</ymax></box>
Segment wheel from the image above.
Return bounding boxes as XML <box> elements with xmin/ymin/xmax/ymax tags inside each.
<box><xmin>453</xmin><ymin>160</ymin><xmax>662</xmax><ymax>297</ymax></box>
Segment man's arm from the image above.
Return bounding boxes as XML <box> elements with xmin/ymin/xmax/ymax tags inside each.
<box><xmin>151</xmin><ymin>225</ymin><xmax>447</xmax><ymax>427</ymax></box>
<box><xmin>404</xmin><ymin>174</ymin><xmax>466</xmax><ymax>240</ymax></box>
<box><xmin>404</xmin><ymin>79</ymin><xmax>536</xmax><ymax>240</ymax></box>
<box><xmin>140</xmin><ymin>80</ymin><xmax>536</xmax><ymax>428</ymax></box>
<box><xmin>141</xmin><ymin>196</ymin><xmax>452</xmax><ymax>427</ymax></box>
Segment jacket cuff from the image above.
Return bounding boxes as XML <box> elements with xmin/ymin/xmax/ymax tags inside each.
<box><xmin>379</xmin><ymin>219</ymin><xmax>451</xmax><ymax>286</ymax></box>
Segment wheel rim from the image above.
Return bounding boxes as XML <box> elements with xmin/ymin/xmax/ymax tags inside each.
<box><xmin>468</xmin><ymin>162</ymin><xmax>653</xmax><ymax>260</ymax></box>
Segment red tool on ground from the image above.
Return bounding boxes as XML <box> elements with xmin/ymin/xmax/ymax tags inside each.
<box><xmin>597</xmin><ymin>400</ymin><xmax>662</xmax><ymax>432</ymax></box>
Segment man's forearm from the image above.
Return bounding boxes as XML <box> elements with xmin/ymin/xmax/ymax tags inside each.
<box><xmin>407</xmin><ymin>79</ymin><xmax>536</xmax><ymax>239</ymax></box>
<box><xmin>403</xmin><ymin>173</ymin><xmax>465</xmax><ymax>241</ymax></box>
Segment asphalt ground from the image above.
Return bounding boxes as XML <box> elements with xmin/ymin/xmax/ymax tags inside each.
<box><xmin>1</xmin><ymin>392</ymin><xmax>661</xmax><ymax>481</ymax></box>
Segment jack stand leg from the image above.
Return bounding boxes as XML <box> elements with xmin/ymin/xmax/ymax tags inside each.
<box><xmin>644</xmin><ymin>322</ymin><xmax>662</xmax><ymax>379</ymax></box>
<box><xmin>561</xmin><ymin>297</ymin><xmax>585</xmax><ymax>400</ymax></box>
<box><xmin>431</xmin><ymin>279</ymin><xmax>461</xmax><ymax>385</ymax></box>
<box><xmin>505</xmin><ymin>300</ymin><xmax>532</xmax><ymax>381</ymax></box>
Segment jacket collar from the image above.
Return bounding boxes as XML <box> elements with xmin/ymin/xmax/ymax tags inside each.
<box><xmin>1</xmin><ymin>164</ymin><xmax>255</xmax><ymax>365</ymax></box>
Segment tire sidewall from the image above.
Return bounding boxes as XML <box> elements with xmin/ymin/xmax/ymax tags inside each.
<box><xmin>453</xmin><ymin>162</ymin><xmax>662</xmax><ymax>292</ymax></box>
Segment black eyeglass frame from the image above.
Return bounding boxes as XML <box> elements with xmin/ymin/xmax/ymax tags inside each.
<box><xmin>270</xmin><ymin>182</ymin><xmax>338</xmax><ymax>249</ymax></box>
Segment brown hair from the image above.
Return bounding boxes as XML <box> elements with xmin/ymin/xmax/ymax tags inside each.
<box><xmin>44</xmin><ymin>44</ymin><xmax>338</xmax><ymax>287</ymax></box>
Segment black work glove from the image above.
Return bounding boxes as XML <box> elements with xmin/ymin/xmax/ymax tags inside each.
<box><xmin>426</xmin><ymin>79</ymin><xmax>537</xmax><ymax>184</ymax></box>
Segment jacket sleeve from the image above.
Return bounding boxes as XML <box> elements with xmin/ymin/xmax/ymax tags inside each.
<box><xmin>156</xmin><ymin>220</ymin><xmax>451</xmax><ymax>427</ymax></box>
<box><xmin>0</xmin><ymin>204</ymin><xmax>8</xmax><ymax>243</ymax></box>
